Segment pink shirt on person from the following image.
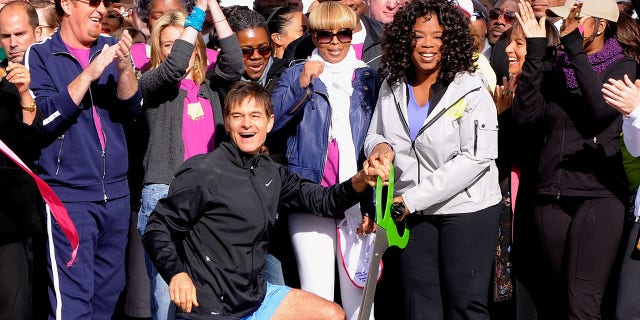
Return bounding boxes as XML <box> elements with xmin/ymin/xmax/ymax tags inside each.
<box><xmin>180</xmin><ymin>78</ymin><xmax>215</xmax><ymax>161</ymax></box>
<box><xmin>65</xmin><ymin>45</ymin><xmax>106</xmax><ymax>151</ymax></box>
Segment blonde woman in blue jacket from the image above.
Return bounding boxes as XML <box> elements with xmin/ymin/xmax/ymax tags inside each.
<box><xmin>270</xmin><ymin>2</ymin><xmax>379</xmax><ymax>319</ymax></box>
<box><xmin>364</xmin><ymin>1</ymin><xmax>501</xmax><ymax>319</ymax></box>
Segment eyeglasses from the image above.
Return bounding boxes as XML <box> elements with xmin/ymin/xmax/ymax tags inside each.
<box><xmin>313</xmin><ymin>29</ymin><xmax>353</xmax><ymax>44</ymax></box>
<box><xmin>74</xmin><ymin>0</ymin><xmax>112</xmax><ymax>8</ymax></box>
<box><xmin>488</xmin><ymin>8</ymin><xmax>516</xmax><ymax>23</ymax></box>
<box><xmin>241</xmin><ymin>46</ymin><xmax>272</xmax><ymax>59</ymax></box>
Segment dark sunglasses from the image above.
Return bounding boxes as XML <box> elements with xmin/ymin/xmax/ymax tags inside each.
<box><xmin>106</xmin><ymin>13</ymin><xmax>120</xmax><ymax>19</ymax></box>
<box><xmin>75</xmin><ymin>0</ymin><xmax>113</xmax><ymax>7</ymax></box>
<box><xmin>314</xmin><ymin>29</ymin><xmax>352</xmax><ymax>44</ymax></box>
<box><xmin>241</xmin><ymin>46</ymin><xmax>272</xmax><ymax>59</ymax></box>
<box><xmin>488</xmin><ymin>8</ymin><xmax>516</xmax><ymax>23</ymax></box>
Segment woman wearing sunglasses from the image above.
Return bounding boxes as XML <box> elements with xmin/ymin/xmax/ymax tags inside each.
<box><xmin>224</xmin><ymin>6</ymin><xmax>290</xmax><ymax>94</ymax></box>
<box><xmin>292</xmin><ymin>0</ymin><xmax>383</xmax><ymax>71</ymax></box>
<box><xmin>271</xmin><ymin>2</ymin><xmax>379</xmax><ymax>319</ymax></box>
<box><xmin>363</xmin><ymin>0</ymin><xmax>502</xmax><ymax>318</ymax></box>
<box><xmin>512</xmin><ymin>0</ymin><xmax>637</xmax><ymax>318</ymax></box>
<box><xmin>136</xmin><ymin>0</ymin><xmax>242</xmax><ymax>319</ymax></box>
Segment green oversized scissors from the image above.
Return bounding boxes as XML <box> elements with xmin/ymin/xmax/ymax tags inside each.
<box><xmin>357</xmin><ymin>165</ymin><xmax>410</xmax><ymax>320</ymax></box>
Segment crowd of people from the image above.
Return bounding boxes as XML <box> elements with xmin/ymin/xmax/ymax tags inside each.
<box><xmin>1</xmin><ymin>0</ymin><xmax>640</xmax><ymax>319</ymax></box>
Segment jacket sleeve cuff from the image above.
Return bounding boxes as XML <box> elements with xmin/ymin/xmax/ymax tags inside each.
<box><xmin>50</xmin><ymin>90</ymin><xmax>83</xmax><ymax>120</ymax></box>
<box><xmin>627</xmin><ymin>105</ymin><xmax>640</xmax><ymax>126</ymax></box>
<box><xmin>560</xmin><ymin>28</ymin><xmax>584</xmax><ymax>57</ymax></box>
<box><xmin>525</xmin><ymin>38</ymin><xmax>548</xmax><ymax>58</ymax></box>
<box><xmin>121</xmin><ymin>89</ymin><xmax>143</xmax><ymax>113</ymax></box>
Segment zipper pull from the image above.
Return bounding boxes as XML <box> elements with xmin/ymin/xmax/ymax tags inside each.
<box><xmin>474</xmin><ymin>120</ymin><xmax>478</xmax><ymax>156</ymax></box>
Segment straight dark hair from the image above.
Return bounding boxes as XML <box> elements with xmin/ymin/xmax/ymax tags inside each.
<box><xmin>224</xmin><ymin>81</ymin><xmax>273</xmax><ymax>117</ymax></box>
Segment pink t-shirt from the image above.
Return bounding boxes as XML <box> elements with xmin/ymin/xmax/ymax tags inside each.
<box><xmin>131</xmin><ymin>42</ymin><xmax>219</xmax><ymax>72</ymax></box>
<box><xmin>351</xmin><ymin>43</ymin><xmax>364</xmax><ymax>61</ymax></box>
<box><xmin>65</xmin><ymin>45</ymin><xmax>106</xmax><ymax>151</ymax></box>
<box><xmin>321</xmin><ymin>139</ymin><xmax>339</xmax><ymax>187</ymax></box>
<box><xmin>180</xmin><ymin>78</ymin><xmax>215</xmax><ymax>161</ymax></box>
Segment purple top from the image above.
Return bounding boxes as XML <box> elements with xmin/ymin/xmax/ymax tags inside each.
<box><xmin>407</xmin><ymin>84</ymin><xmax>430</xmax><ymax>141</ymax></box>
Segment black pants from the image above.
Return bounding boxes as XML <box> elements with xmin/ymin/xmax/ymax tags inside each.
<box><xmin>0</xmin><ymin>241</ymin><xmax>33</xmax><ymax>320</ymax></box>
<box><xmin>534</xmin><ymin>196</ymin><xmax>624</xmax><ymax>320</ymax></box>
<box><xmin>398</xmin><ymin>204</ymin><xmax>501</xmax><ymax>320</ymax></box>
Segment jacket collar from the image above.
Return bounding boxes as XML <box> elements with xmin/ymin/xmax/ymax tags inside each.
<box><xmin>389</xmin><ymin>72</ymin><xmax>484</xmax><ymax>124</ymax></box>
<box><xmin>220</xmin><ymin>141</ymin><xmax>270</xmax><ymax>169</ymax></box>
<box><xmin>50</xmin><ymin>28</ymin><xmax>111</xmax><ymax>58</ymax></box>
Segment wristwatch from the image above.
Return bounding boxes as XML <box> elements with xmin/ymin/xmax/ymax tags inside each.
<box><xmin>390</xmin><ymin>201</ymin><xmax>406</xmax><ymax>219</ymax></box>
<box><xmin>22</xmin><ymin>100</ymin><xmax>36</xmax><ymax>112</ymax></box>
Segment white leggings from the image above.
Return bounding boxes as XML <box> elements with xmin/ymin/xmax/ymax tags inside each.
<box><xmin>288</xmin><ymin>213</ymin><xmax>374</xmax><ymax>320</ymax></box>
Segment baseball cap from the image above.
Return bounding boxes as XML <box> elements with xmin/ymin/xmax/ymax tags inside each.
<box><xmin>455</xmin><ymin>0</ymin><xmax>489</xmax><ymax>22</ymax></box>
<box><xmin>472</xmin><ymin>0</ymin><xmax>489</xmax><ymax>21</ymax></box>
<box><xmin>546</xmin><ymin>0</ymin><xmax>619</xmax><ymax>22</ymax></box>
<box><xmin>455</xmin><ymin>0</ymin><xmax>474</xmax><ymax>17</ymax></box>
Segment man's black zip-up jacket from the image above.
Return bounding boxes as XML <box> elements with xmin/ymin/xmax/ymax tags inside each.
<box><xmin>143</xmin><ymin>141</ymin><xmax>366</xmax><ymax>319</ymax></box>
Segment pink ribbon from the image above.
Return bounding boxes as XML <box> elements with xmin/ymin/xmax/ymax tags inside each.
<box><xmin>0</xmin><ymin>138</ymin><xmax>78</xmax><ymax>266</ymax></box>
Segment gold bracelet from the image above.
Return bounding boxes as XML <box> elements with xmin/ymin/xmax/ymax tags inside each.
<box><xmin>22</xmin><ymin>100</ymin><xmax>36</xmax><ymax>112</ymax></box>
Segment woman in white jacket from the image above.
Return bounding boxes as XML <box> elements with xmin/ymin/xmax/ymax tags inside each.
<box><xmin>363</xmin><ymin>0</ymin><xmax>501</xmax><ymax>319</ymax></box>
<box><xmin>603</xmin><ymin>74</ymin><xmax>640</xmax><ymax>320</ymax></box>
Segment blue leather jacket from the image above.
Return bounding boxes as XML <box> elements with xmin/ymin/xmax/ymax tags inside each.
<box><xmin>271</xmin><ymin>64</ymin><xmax>379</xmax><ymax>183</ymax></box>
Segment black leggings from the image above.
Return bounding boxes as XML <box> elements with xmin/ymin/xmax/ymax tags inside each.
<box><xmin>398</xmin><ymin>204</ymin><xmax>501</xmax><ymax>320</ymax></box>
<box><xmin>533</xmin><ymin>196</ymin><xmax>624</xmax><ymax>320</ymax></box>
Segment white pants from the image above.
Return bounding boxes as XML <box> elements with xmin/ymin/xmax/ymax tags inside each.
<box><xmin>289</xmin><ymin>213</ymin><xmax>374</xmax><ymax>320</ymax></box>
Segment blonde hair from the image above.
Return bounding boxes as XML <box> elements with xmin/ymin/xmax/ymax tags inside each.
<box><xmin>308</xmin><ymin>1</ymin><xmax>356</xmax><ymax>32</ymax></box>
<box><xmin>148</xmin><ymin>10</ymin><xmax>207</xmax><ymax>84</ymax></box>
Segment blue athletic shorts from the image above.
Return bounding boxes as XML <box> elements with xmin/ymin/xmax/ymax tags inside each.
<box><xmin>176</xmin><ymin>282</ymin><xmax>291</xmax><ymax>320</ymax></box>
<box><xmin>241</xmin><ymin>282</ymin><xmax>291</xmax><ymax>320</ymax></box>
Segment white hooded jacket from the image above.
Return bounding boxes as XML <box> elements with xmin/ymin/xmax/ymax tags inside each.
<box><xmin>365</xmin><ymin>71</ymin><xmax>501</xmax><ymax>215</ymax></box>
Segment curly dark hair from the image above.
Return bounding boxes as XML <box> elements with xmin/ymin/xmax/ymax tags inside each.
<box><xmin>380</xmin><ymin>0</ymin><xmax>476</xmax><ymax>85</ymax></box>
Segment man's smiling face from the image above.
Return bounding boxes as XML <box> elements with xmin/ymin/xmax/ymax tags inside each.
<box><xmin>225</xmin><ymin>97</ymin><xmax>274</xmax><ymax>155</ymax></box>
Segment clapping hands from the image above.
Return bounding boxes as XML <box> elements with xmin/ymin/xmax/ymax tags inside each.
<box><xmin>602</xmin><ymin>74</ymin><xmax>640</xmax><ymax>117</ymax></box>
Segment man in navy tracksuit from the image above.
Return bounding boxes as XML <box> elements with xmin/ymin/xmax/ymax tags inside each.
<box><xmin>25</xmin><ymin>0</ymin><xmax>142</xmax><ymax>318</ymax></box>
